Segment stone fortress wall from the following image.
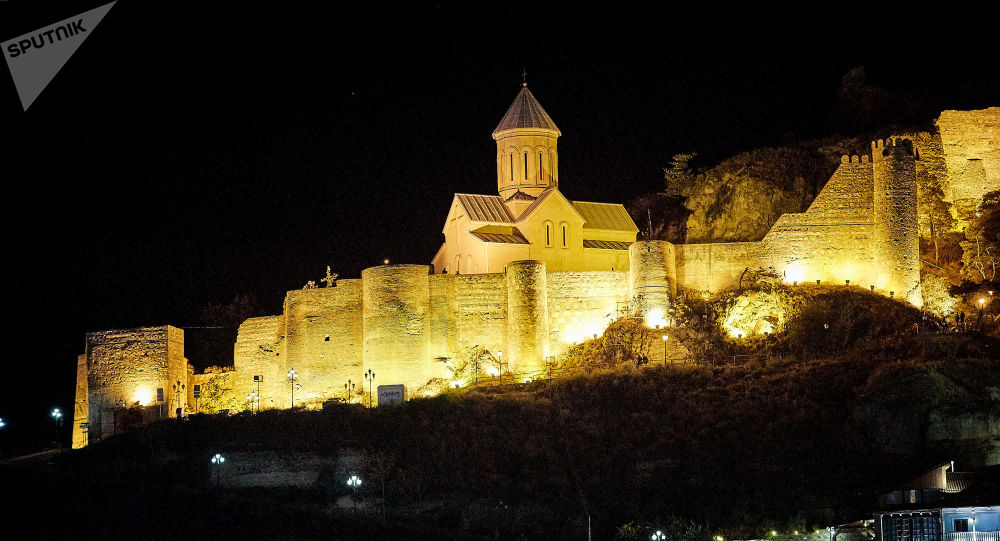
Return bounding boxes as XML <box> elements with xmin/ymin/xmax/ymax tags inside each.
<box><xmin>73</xmin><ymin>107</ymin><xmax>999</xmax><ymax>446</ymax></box>
<box><xmin>224</xmin><ymin>138</ymin><xmax>922</xmax><ymax>407</ymax></box>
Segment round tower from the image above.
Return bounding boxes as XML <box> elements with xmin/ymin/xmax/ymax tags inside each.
<box><xmin>362</xmin><ymin>264</ymin><xmax>432</xmax><ymax>393</ymax></box>
<box><xmin>628</xmin><ymin>241</ymin><xmax>677</xmax><ymax>327</ymax></box>
<box><xmin>492</xmin><ymin>83</ymin><xmax>560</xmax><ymax>201</ymax></box>
<box><xmin>871</xmin><ymin>138</ymin><xmax>922</xmax><ymax>306</ymax></box>
<box><xmin>505</xmin><ymin>260</ymin><xmax>549</xmax><ymax>376</ymax></box>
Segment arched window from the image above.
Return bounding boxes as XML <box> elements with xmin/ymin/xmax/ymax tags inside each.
<box><xmin>544</xmin><ymin>221</ymin><xmax>553</xmax><ymax>247</ymax></box>
<box><xmin>561</xmin><ymin>222</ymin><xmax>568</xmax><ymax>248</ymax></box>
<box><xmin>539</xmin><ymin>151</ymin><xmax>544</xmax><ymax>181</ymax></box>
<box><xmin>509</xmin><ymin>154</ymin><xmax>514</xmax><ymax>182</ymax></box>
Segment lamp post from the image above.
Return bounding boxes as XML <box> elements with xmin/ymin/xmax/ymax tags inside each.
<box><xmin>364</xmin><ymin>369</ymin><xmax>375</xmax><ymax>408</ymax></box>
<box><xmin>246</xmin><ymin>391</ymin><xmax>260</xmax><ymax>413</ymax></box>
<box><xmin>346</xmin><ymin>474</ymin><xmax>362</xmax><ymax>511</ymax></box>
<box><xmin>344</xmin><ymin>379</ymin><xmax>355</xmax><ymax>404</ymax></box>
<box><xmin>253</xmin><ymin>375</ymin><xmax>263</xmax><ymax>409</ymax></box>
<box><xmin>51</xmin><ymin>408</ymin><xmax>63</xmax><ymax>450</ymax></box>
<box><xmin>172</xmin><ymin>380</ymin><xmax>185</xmax><ymax>418</ymax></box>
<box><xmin>287</xmin><ymin>368</ymin><xmax>298</xmax><ymax>407</ymax></box>
<box><xmin>211</xmin><ymin>453</ymin><xmax>225</xmax><ymax>487</ymax></box>
<box><xmin>662</xmin><ymin>334</ymin><xmax>669</xmax><ymax>366</ymax></box>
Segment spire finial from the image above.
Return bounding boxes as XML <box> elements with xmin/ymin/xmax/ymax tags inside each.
<box><xmin>522</xmin><ymin>69</ymin><xmax>527</xmax><ymax>87</ymax></box>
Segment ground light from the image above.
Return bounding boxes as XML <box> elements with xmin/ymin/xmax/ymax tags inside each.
<box><xmin>651</xmin><ymin>531</ymin><xmax>665</xmax><ymax>540</ymax></box>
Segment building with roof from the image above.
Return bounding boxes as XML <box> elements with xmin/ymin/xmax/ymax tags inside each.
<box><xmin>874</xmin><ymin>463</ymin><xmax>1000</xmax><ymax>541</ymax></box>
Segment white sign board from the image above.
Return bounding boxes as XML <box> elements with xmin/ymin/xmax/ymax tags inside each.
<box><xmin>377</xmin><ymin>385</ymin><xmax>406</xmax><ymax>406</ymax></box>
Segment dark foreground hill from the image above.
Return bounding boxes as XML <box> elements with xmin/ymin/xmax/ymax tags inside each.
<box><xmin>4</xmin><ymin>343</ymin><xmax>997</xmax><ymax>540</ymax></box>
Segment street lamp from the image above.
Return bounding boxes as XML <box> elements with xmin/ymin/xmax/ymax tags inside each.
<box><xmin>652</xmin><ymin>531</ymin><xmax>665</xmax><ymax>540</ymax></box>
<box><xmin>497</xmin><ymin>351</ymin><xmax>503</xmax><ymax>385</ymax></box>
<box><xmin>211</xmin><ymin>453</ymin><xmax>225</xmax><ymax>487</ymax></box>
<box><xmin>287</xmin><ymin>368</ymin><xmax>298</xmax><ymax>407</ymax></box>
<box><xmin>364</xmin><ymin>369</ymin><xmax>375</xmax><ymax>408</ymax></box>
<box><xmin>51</xmin><ymin>408</ymin><xmax>63</xmax><ymax>450</ymax></box>
<box><xmin>172</xmin><ymin>380</ymin><xmax>185</xmax><ymax>418</ymax></box>
<box><xmin>344</xmin><ymin>379</ymin><xmax>355</xmax><ymax>404</ymax></box>
<box><xmin>346</xmin><ymin>474</ymin><xmax>362</xmax><ymax>511</ymax></box>
<box><xmin>246</xmin><ymin>391</ymin><xmax>260</xmax><ymax>413</ymax></box>
<box><xmin>662</xmin><ymin>334</ymin><xmax>669</xmax><ymax>366</ymax></box>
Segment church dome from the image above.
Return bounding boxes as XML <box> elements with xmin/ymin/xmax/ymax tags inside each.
<box><xmin>493</xmin><ymin>84</ymin><xmax>561</xmax><ymax>137</ymax></box>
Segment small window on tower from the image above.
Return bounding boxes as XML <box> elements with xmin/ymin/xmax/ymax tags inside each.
<box><xmin>524</xmin><ymin>152</ymin><xmax>529</xmax><ymax>180</ymax></box>
<box><xmin>509</xmin><ymin>154</ymin><xmax>514</xmax><ymax>182</ymax></box>
<box><xmin>539</xmin><ymin>152</ymin><xmax>543</xmax><ymax>180</ymax></box>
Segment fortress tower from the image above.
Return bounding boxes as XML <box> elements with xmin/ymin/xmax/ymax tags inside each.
<box><xmin>493</xmin><ymin>82</ymin><xmax>560</xmax><ymax>217</ymax></box>
<box><xmin>872</xmin><ymin>138</ymin><xmax>922</xmax><ymax>306</ymax></box>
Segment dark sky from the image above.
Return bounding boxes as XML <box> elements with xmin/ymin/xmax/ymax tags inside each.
<box><xmin>1</xmin><ymin>2</ymin><xmax>997</xmax><ymax>449</ymax></box>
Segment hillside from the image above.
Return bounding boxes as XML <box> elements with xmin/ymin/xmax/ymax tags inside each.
<box><xmin>8</xmin><ymin>323</ymin><xmax>997</xmax><ymax>539</ymax></box>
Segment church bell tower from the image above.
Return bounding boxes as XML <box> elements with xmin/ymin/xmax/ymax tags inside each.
<box><xmin>493</xmin><ymin>83</ymin><xmax>561</xmax><ymax>204</ymax></box>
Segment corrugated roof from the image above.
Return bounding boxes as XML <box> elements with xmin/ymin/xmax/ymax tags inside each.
<box><xmin>583</xmin><ymin>239</ymin><xmax>632</xmax><ymax>250</ymax></box>
<box><xmin>471</xmin><ymin>228</ymin><xmax>530</xmax><ymax>244</ymax></box>
<box><xmin>456</xmin><ymin>194</ymin><xmax>515</xmax><ymax>223</ymax></box>
<box><xmin>945</xmin><ymin>472</ymin><xmax>975</xmax><ymax>493</ymax></box>
<box><xmin>515</xmin><ymin>188</ymin><xmax>556</xmax><ymax>221</ymax></box>
<box><xmin>493</xmin><ymin>85</ymin><xmax>561</xmax><ymax>136</ymax></box>
<box><xmin>504</xmin><ymin>190</ymin><xmax>537</xmax><ymax>202</ymax></box>
<box><xmin>572</xmin><ymin>201</ymin><xmax>639</xmax><ymax>232</ymax></box>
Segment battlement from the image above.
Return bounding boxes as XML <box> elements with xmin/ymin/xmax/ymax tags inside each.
<box><xmin>872</xmin><ymin>137</ymin><xmax>915</xmax><ymax>158</ymax></box>
<box><xmin>840</xmin><ymin>154</ymin><xmax>871</xmax><ymax>164</ymax></box>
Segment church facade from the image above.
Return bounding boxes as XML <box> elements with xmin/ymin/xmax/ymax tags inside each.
<box><xmin>73</xmin><ymin>85</ymin><xmax>934</xmax><ymax>449</ymax></box>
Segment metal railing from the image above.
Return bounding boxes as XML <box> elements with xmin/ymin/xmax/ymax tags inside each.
<box><xmin>946</xmin><ymin>532</ymin><xmax>1000</xmax><ymax>541</ymax></box>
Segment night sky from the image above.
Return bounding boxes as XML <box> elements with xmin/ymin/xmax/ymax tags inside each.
<box><xmin>1</xmin><ymin>2</ymin><xmax>996</xmax><ymax>450</ymax></box>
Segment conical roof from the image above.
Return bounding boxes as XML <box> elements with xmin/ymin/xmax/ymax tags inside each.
<box><xmin>493</xmin><ymin>84</ymin><xmax>561</xmax><ymax>137</ymax></box>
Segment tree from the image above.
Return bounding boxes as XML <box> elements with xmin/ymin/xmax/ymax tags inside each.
<box><xmin>921</xmin><ymin>174</ymin><xmax>956</xmax><ymax>264</ymax></box>
<box><xmin>960</xmin><ymin>191</ymin><xmax>1000</xmax><ymax>282</ymax></box>
<box><xmin>663</xmin><ymin>153</ymin><xmax>697</xmax><ymax>198</ymax></box>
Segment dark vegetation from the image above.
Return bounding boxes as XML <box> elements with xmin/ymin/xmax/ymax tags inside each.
<box><xmin>7</xmin><ymin>295</ymin><xmax>997</xmax><ymax>539</ymax></box>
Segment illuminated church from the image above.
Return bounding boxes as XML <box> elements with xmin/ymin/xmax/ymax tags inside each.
<box><xmin>431</xmin><ymin>82</ymin><xmax>639</xmax><ymax>275</ymax></box>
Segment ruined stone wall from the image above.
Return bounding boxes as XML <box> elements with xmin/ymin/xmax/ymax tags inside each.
<box><xmin>872</xmin><ymin>138</ymin><xmax>921</xmax><ymax>305</ymax></box>
<box><xmin>283</xmin><ymin>281</ymin><xmax>363</xmax><ymax>407</ymax></box>
<box><xmin>629</xmin><ymin>241</ymin><xmax>677</xmax><ymax>328</ymax></box>
<box><xmin>362</xmin><ymin>265</ymin><xmax>431</xmax><ymax>391</ymax></box>
<box><xmin>547</xmin><ymin>270</ymin><xmax>629</xmax><ymax>351</ymax></box>
<box><xmin>84</xmin><ymin>326</ymin><xmax>185</xmax><ymax>441</ymax></box>
<box><xmin>674</xmin><ymin>242</ymin><xmax>761</xmax><ymax>293</ymax></box>
<box><xmin>428</xmin><ymin>273</ymin><xmax>458</xmax><ymax>362</ymax></box>
<box><xmin>936</xmin><ymin>107</ymin><xmax>1000</xmax><ymax>213</ymax></box>
<box><xmin>757</xmin><ymin>156</ymin><xmax>877</xmax><ymax>287</ymax></box>
<box><xmin>506</xmin><ymin>261</ymin><xmax>549</xmax><ymax>374</ymax></box>
<box><xmin>72</xmin><ymin>353</ymin><xmax>88</xmax><ymax>449</ymax></box>
<box><xmin>233</xmin><ymin>315</ymin><xmax>287</xmax><ymax>409</ymax></box>
<box><xmin>451</xmin><ymin>272</ymin><xmax>507</xmax><ymax>358</ymax></box>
